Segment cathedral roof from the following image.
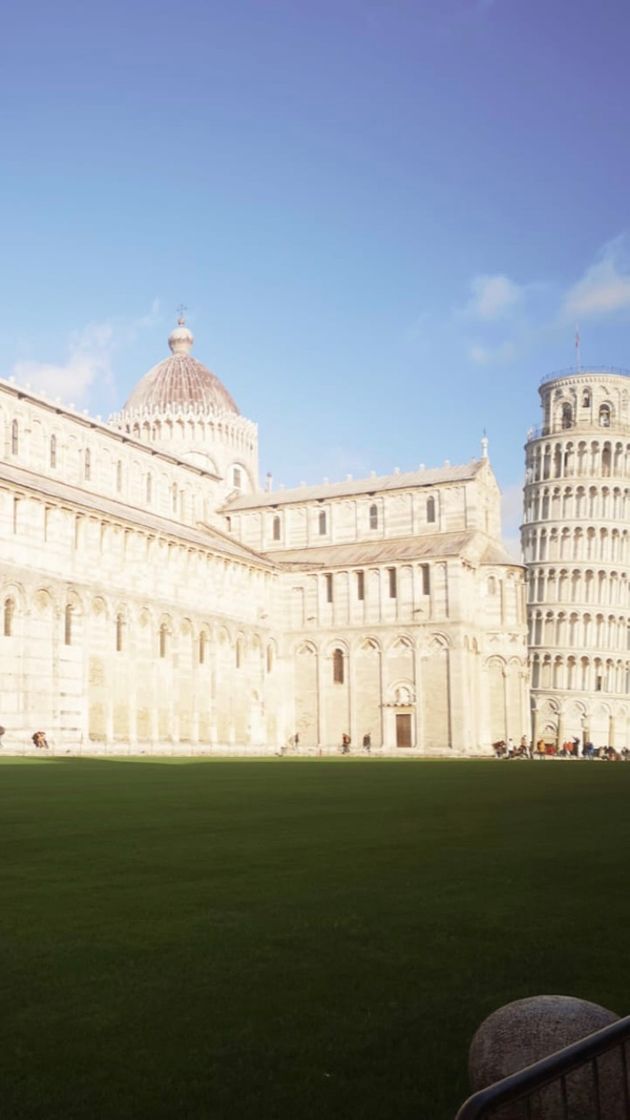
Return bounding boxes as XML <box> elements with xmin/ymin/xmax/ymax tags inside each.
<box><xmin>261</xmin><ymin>529</ymin><xmax>522</xmax><ymax>569</ymax></box>
<box><xmin>122</xmin><ymin>319</ymin><xmax>239</xmax><ymax>417</ymax></box>
<box><xmin>225</xmin><ymin>461</ymin><xmax>484</xmax><ymax>510</ymax></box>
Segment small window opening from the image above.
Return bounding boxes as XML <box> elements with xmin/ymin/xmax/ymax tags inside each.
<box><xmin>50</xmin><ymin>435</ymin><xmax>57</xmax><ymax>468</ymax></box>
<box><xmin>333</xmin><ymin>647</ymin><xmax>344</xmax><ymax>684</ymax></box>
<box><xmin>357</xmin><ymin>570</ymin><xmax>365</xmax><ymax>601</ymax></box>
<box><xmin>116</xmin><ymin>461</ymin><xmax>122</xmax><ymax>492</ymax></box>
<box><xmin>272</xmin><ymin>515</ymin><xmax>281</xmax><ymax>541</ymax></box>
<box><xmin>146</xmin><ymin>474</ymin><xmax>152</xmax><ymax>504</ymax></box>
<box><xmin>319</xmin><ymin>509</ymin><xmax>327</xmax><ymax>535</ymax></box>
<box><xmin>64</xmin><ymin>605</ymin><xmax>73</xmax><ymax>646</ymax></box>
<box><xmin>84</xmin><ymin>448</ymin><xmax>91</xmax><ymax>480</ymax></box>
<box><xmin>421</xmin><ymin>563</ymin><xmax>430</xmax><ymax>595</ymax></box>
<box><xmin>199</xmin><ymin>632</ymin><xmax>206</xmax><ymax>665</ymax></box>
<box><xmin>325</xmin><ymin>573</ymin><xmax>333</xmax><ymax>603</ymax></box>
<box><xmin>369</xmin><ymin>503</ymin><xmax>378</xmax><ymax>530</ymax></box>
<box><xmin>4</xmin><ymin>598</ymin><xmax>14</xmax><ymax>637</ymax></box>
<box><xmin>159</xmin><ymin>624</ymin><xmax>167</xmax><ymax>658</ymax></box>
<box><xmin>427</xmin><ymin>496</ymin><xmax>436</xmax><ymax>523</ymax></box>
<box><xmin>115</xmin><ymin>614</ymin><xmax>124</xmax><ymax>652</ymax></box>
<box><xmin>388</xmin><ymin>567</ymin><xmax>397</xmax><ymax>598</ymax></box>
<box><xmin>11</xmin><ymin>420</ymin><xmax>18</xmax><ymax>456</ymax></box>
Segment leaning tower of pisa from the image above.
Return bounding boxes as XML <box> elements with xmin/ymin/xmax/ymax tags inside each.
<box><xmin>522</xmin><ymin>366</ymin><xmax>630</xmax><ymax>750</ymax></box>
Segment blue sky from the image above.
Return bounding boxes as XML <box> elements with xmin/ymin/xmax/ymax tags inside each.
<box><xmin>2</xmin><ymin>0</ymin><xmax>630</xmax><ymax>546</ymax></box>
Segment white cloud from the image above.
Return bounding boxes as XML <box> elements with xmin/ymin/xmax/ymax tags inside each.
<box><xmin>464</xmin><ymin>273</ymin><xmax>523</xmax><ymax>320</ymax></box>
<box><xmin>12</xmin><ymin>322</ymin><xmax>115</xmax><ymax>405</ymax></box>
<box><xmin>11</xmin><ymin>299</ymin><xmax>161</xmax><ymax>406</ymax></box>
<box><xmin>468</xmin><ymin>340</ymin><xmax>516</xmax><ymax>366</ymax></box>
<box><xmin>562</xmin><ymin>236</ymin><xmax>630</xmax><ymax>320</ymax></box>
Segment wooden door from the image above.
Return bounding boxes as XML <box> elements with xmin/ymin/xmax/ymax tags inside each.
<box><xmin>396</xmin><ymin>712</ymin><xmax>412</xmax><ymax>747</ymax></box>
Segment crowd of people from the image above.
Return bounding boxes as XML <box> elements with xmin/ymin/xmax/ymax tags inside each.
<box><xmin>493</xmin><ymin>735</ymin><xmax>630</xmax><ymax>761</ymax></box>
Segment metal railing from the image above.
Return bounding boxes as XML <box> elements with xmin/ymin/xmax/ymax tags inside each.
<box><xmin>454</xmin><ymin>1013</ymin><xmax>630</xmax><ymax>1119</ymax></box>
<box><xmin>539</xmin><ymin>366</ymin><xmax>630</xmax><ymax>386</ymax></box>
<box><xmin>525</xmin><ymin>423</ymin><xmax>630</xmax><ymax>440</ymax></box>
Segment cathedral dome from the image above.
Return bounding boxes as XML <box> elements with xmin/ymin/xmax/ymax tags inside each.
<box><xmin>122</xmin><ymin>318</ymin><xmax>239</xmax><ymax>416</ymax></box>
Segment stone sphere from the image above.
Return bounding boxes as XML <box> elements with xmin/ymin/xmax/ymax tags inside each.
<box><xmin>468</xmin><ymin>995</ymin><xmax>623</xmax><ymax>1120</ymax></box>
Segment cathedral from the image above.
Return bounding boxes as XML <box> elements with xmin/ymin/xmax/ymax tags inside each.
<box><xmin>0</xmin><ymin>318</ymin><xmax>528</xmax><ymax>754</ymax></box>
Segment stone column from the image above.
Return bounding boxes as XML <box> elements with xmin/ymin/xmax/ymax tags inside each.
<box><xmin>316</xmin><ymin>647</ymin><xmax>325</xmax><ymax>748</ymax></box>
<box><xmin>412</xmin><ymin>642</ymin><xmax>422</xmax><ymax>751</ymax></box>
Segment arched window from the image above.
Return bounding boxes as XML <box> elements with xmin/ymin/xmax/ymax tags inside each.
<box><xmin>233</xmin><ymin>466</ymin><xmax>242</xmax><ymax>491</ymax></box>
<box><xmin>319</xmin><ymin>509</ymin><xmax>327</xmax><ymax>535</ymax></box>
<box><xmin>11</xmin><ymin>420</ymin><xmax>18</xmax><ymax>455</ymax></box>
<box><xmin>116</xmin><ymin>461</ymin><xmax>122</xmax><ymax>492</ymax></box>
<box><xmin>600</xmin><ymin>405</ymin><xmax>611</xmax><ymax>428</ymax></box>
<box><xmin>146</xmin><ymin>474</ymin><xmax>152</xmax><ymax>504</ymax></box>
<box><xmin>369</xmin><ymin>503</ymin><xmax>378</xmax><ymax>530</ymax></box>
<box><xmin>272</xmin><ymin>515</ymin><xmax>281</xmax><ymax>541</ymax></box>
<box><xmin>159</xmin><ymin>623</ymin><xmax>167</xmax><ymax>658</ymax></box>
<box><xmin>235</xmin><ymin>638</ymin><xmax>243</xmax><ymax>668</ymax></box>
<box><xmin>427</xmin><ymin>496</ymin><xmax>436</xmax><ymax>523</ymax></box>
<box><xmin>582</xmin><ymin>390</ymin><xmax>591</xmax><ymax>408</ymax></box>
<box><xmin>84</xmin><ymin>448</ymin><xmax>91</xmax><ymax>480</ymax></box>
<box><xmin>561</xmin><ymin>403</ymin><xmax>573</xmax><ymax>429</ymax></box>
<box><xmin>115</xmin><ymin>613</ymin><xmax>124</xmax><ymax>652</ymax></box>
<box><xmin>266</xmin><ymin>643</ymin><xmax>274</xmax><ymax>673</ymax></box>
<box><xmin>332</xmin><ymin>647</ymin><xmax>344</xmax><ymax>684</ymax></box>
<box><xmin>3</xmin><ymin>598</ymin><xmax>14</xmax><ymax>637</ymax></box>
<box><xmin>50</xmin><ymin>435</ymin><xmax>57</xmax><ymax>468</ymax></box>
<box><xmin>64</xmin><ymin>604</ymin><xmax>73</xmax><ymax>646</ymax></box>
<box><xmin>199</xmin><ymin>631</ymin><xmax>206</xmax><ymax>665</ymax></box>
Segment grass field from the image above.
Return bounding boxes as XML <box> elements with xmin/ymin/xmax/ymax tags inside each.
<box><xmin>1</xmin><ymin>758</ymin><xmax>629</xmax><ymax>1120</ymax></box>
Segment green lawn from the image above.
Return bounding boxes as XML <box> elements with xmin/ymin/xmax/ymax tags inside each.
<box><xmin>1</xmin><ymin>758</ymin><xmax>629</xmax><ymax>1120</ymax></box>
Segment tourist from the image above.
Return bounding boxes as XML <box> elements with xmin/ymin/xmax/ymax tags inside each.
<box><xmin>32</xmin><ymin>730</ymin><xmax>49</xmax><ymax>749</ymax></box>
<box><xmin>341</xmin><ymin>733</ymin><xmax>351</xmax><ymax>754</ymax></box>
<box><xmin>362</xmin><ymin>733</ymin><xmax>371</xmax><ymax>753</ymax></box>
<box><xmin>0</xmin><ymin>725</ymin><xmax>4</xmax><ymax>747</ymax></box>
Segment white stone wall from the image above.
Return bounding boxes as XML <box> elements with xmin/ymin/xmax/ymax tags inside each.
<box><xmin>280</xmin><ymin>557</ymin><xmax>528</xmax><ymax>753</ymax></box>
<box><xmin>110</xmin><ymin>404</ymin><xmax>259</xmax><ymax>503</ymax></box>
<box><xmin>229</xmin><ymin>463</ymin><xmax>502</xmax><ymax>552</ymax></box>
<box><xmin>0</xmin><ymin>382</ymin><xmax>228</xmax><ymax>527</ymax></box>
